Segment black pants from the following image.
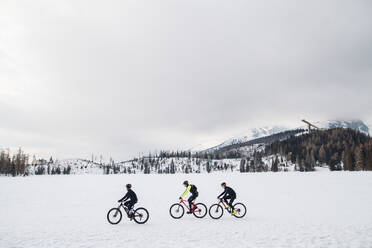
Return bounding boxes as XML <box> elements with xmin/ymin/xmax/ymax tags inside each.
<box><xmin>188</xmin><ymin>192</ymin><xmax>198</xmax><ymax>210</ymax></box>
<box><xmin>223</xmin><ymin>195</ymin><xmax>236</xmax><ymax>210</ymax></box>
<box><xmin>124</xmin><ymin>200</ymin><xmax>137</xmax><ymax>210</ymax></box>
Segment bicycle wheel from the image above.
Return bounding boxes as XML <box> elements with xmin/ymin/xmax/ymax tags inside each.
<box><xmin>193</xmin><ymin>203</ymin><xmax>207</xmax><ymax>218</ymax></box>
<box><xmin>208</xmin><ymin>204</ymin><xmax>224</xmax><ymax>219</ymax></box>
<box><xmin>233</xmin><ymin>203</ymin><xmax>246</xmax><ymax>218</ymax></box>
<box><xmin>169</xmin><ymin>203</ymin><xmax>184</xmax><ymax>219</ymax></box>
<box><xmin>107</xmin><ymin>208</ymin><xmax>122</xmax><ymax>224</ymax></box>
<box><xmin>133</xmin><ymin>207</ymin><xmax>149</xmax><ymax>224</ymax></box>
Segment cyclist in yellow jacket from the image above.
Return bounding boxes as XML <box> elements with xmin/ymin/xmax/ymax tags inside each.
<box><xmin>180</xmin><ymin>180</ymin><xmax>198</xmax><ymax>214</ymax></box>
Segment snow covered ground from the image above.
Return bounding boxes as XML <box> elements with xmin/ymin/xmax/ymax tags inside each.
<box><xmin>1</xmin><ymin>172</ymin><xmax>372</xmax><ymax>248</ymax></box>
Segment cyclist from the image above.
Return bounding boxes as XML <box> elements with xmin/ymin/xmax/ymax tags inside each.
<box><xmin>218</xmin><ymin>182</ymin><xmax>237</xmax><ymax>215</ymax></box>
<box><xmin>118</xmin><ymin>183</ymin><xmax>138</xmax><ymax>219</ymax></box>
<box><xmin>180</xmin><ymin>180</ymin><xmax>198</xmax><ymax>214</ymax></box>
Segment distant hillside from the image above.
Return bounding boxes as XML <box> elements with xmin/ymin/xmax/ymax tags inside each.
<box><xmin>200</xmin><ymin>119</ymin><xmax>370</xmax><ymax>153</ymax></box>
<box><xmin>199</xmin><ymin>129</ymin><xmax>305</xmax><ymax>158</ymax></box>
<box><xmin>202</xmin><ymin>126</ymin><xmax>289</xmax><ymax>152</ymax></box>
<box><xmin>25</xmin><ymin>157</ymin><xmax>243</xmax><ymax>175</ymax></box>
<box><xmin>324</xmin><ymin>120</ymin><xmax>369</xmax><ymax>134</ymax></box>
<box><xmin>265</xmin><ymin>128</ymin><xmax>372</xmax><ymax>171</ymax></box>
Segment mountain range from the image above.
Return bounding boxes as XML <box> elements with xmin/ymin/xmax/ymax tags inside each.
<box><xmin>198</xmin><ymin>119</ymin><xmax>369</xmax><ymax>152</ymax></box>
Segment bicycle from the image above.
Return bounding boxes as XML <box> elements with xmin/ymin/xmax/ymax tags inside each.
<box><xmin>169</xmin><ymin>198</ymin><xmax>207</xmax><ymax>219</ymax></box>
<box><xmin>208</xmin><ymin>199</ymin><xmax>246</xmax><ymax>219</ymax></box>
<box><xmin>107</xmin><ymin>201</ymin><xmax>149</xmax><ymax>224</ymax></box>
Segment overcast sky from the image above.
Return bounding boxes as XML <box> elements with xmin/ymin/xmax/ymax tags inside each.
<box><xmin>1</xmin><ymin>0</ymin><xmax>372</xmax><ymax>160</ymax></box>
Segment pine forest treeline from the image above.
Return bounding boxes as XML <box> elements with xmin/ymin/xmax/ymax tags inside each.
<box><xmin>0</xmin><ymin>148</ymin><xmax>29</xmax><ymax>176</ymax></box>
<box><xmin>266</xmin><ymin>128</ymin><xmax>372</xmax><ymax>171</ymax></box>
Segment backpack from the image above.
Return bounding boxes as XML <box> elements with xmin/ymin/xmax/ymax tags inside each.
<box><xmin>190</xmin><ymin>184</ymin><xmax>198</xmax><ymax>193</ymax></box>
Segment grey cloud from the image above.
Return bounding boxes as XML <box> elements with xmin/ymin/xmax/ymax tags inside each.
<box><xmin>1</xmin><ymin>0</ymin><xmax>371</xmax><ymax>160</ymax></box>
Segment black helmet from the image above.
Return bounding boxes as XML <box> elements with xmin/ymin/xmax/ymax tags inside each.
<box><xmin>126</xmin><ymin>183</ymin><xmax>132</xmax><ymax>189</ymax></box>
<box><xmin>221</xmin><ymin>182</ymin><xmax>226</xmax><ymax>186</ymax></box>
<box><xmin>183</xmin><ymin>180</ymin><xmax>189</xmax><ymax>186</ymax></box>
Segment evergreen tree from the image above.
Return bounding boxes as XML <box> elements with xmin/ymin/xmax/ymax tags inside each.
<box><xmin>365</xmin><ymin>141</ymin><xmax>372</xmax><ymax>170</ymax></box>
<box><xmin>319</xmin><ymin>145</ymin><xmax>326</xmax><ymax>164</ymax></box>
<box><xmin>271</xmin><ymin>156</ymin><xmax>279</xmax><ymax>172</ymax></box>
<box><xmin>354</xmin><ymin>146</ymin><xmax>364</xmax><ymax>171</ymax></box>
<box><xmin>170</xmin><ymin>159</ymin><xmax>175</xmax><ymax>174</ymax></box>
<box><xmin>240</xmin><ymin>159</ymin><xmax>246</xmax><ymax>173</ymax></box>
<box><xmin>206</xmin><ymin>161</ymin><xmax>211</xmax><ymax>173</ymax></box>
<box><xmin>295</xmin><ymin>155</ymin><xmax>300</xmax><ymax>171</ymax></box>
<box><xmin>342</xmin><ymin>147</ymin><xmax>353</xmax><ymax>171</ymax></box>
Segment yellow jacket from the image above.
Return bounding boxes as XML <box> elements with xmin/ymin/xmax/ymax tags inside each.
<box><xmin>180</xmin><ymin>185</ymin><xmax>191</xmax><ymax>198</ymax></box>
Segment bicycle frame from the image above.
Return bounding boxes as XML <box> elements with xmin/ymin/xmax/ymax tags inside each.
<box><xmin>117</xmin><ymin>202</ymin><xmax>128</xmax><ymax>212</ymax></box>
<box><xmin>179</xmin><ymin>199</ymin><xmax>201</xmax><ymax>213</ymax></box>
<box><xmin>219</xmin><ymin>200</ymin><xmax>228</xmax><ymax>208</ymax></box>
<box><xmin>115</xmin><ymin>202</ymin><xmax>132</xmax><ymax>218</ymax></box>
<box><xmin>218</xmin><ymin>199</ymin><xmax>232</xmax><ymax>213</ymax></box>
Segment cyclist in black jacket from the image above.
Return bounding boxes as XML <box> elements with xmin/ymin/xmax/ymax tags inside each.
<box><xmin>218</xmin><ymin>182</ymin><xmax>237</xmax><ymax>214</ymax></box>
<box><xmin>118</xmin><ymin>184</ymin><xmax>138</xmax><ymax>215</ymax></box>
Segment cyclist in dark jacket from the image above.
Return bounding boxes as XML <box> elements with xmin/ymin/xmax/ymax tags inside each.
<box><xmin>118</xmin><ymin>184</ymin><xmax>138</xmax><ymax>211</ymax></box>
<box><xmin>218</xmin><ymin>182</ymin><xmax>237</xmax><ymax>214</ymax></box>
<box><xmin>180</xmin><ymin>180</ymin><xmax>198</xmax><ymax>214</ymax></box>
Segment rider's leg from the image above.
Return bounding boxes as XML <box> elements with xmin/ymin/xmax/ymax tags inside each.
<box><xmin>187</xmin><ymin>194</ymin><xmax>197</xmax><ymax>212</ymax></box>
<box><xmin>223</xmin><ymin>196</ymin><xmax>231</xmax><ymax>209</ymax></box>
<box><xmin>124</xmin><ymin>201</ymin><xmax>130</xmax><ymax>212</ymax></box>
<box><xmin>124</xmin><ymin>200</ymin><xmax>135</xmax><ymax>211</ymax></box>
<box><xmin>128</xmin><ymin>201</ymin><xmax>135</xmax><ymax>210</ymax></box>
<box><xmin>228</xmin><ymin>197</ymin><xmax>235</xmax><ymax>210</ymax></box>
<box><xmin>125</xmin><ymin>200</ymin><xmax>137</xmax><ymax>218</ymax></box>
<box><xmin>187</xmin><ymin>195</ymin><xmax>193</xmax><ymax>210</ymax></box>
<box><xmin>126</xmin><ymin>199</ymin><xmax>138</xmax><ymax>209</ymax></box>
<box><xmin>131</xmin><ymin>200</ymin><xmax>137</xmax><ymax>211</ymax></box>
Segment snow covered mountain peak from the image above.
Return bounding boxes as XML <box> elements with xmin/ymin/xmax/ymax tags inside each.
<box><xmin>314</xmin><ymin>120</ymin><xmax>369</xmax><ymax>135</ymax></box>
<box><xmin>218</xmin><ymin>126</ymin><xmax>289</xmax><ymax>147</ymax></box>
<box><xmin>200</xmin><ymin>119</ymin><xmax>369</xmax><ymax>152</ymax></box>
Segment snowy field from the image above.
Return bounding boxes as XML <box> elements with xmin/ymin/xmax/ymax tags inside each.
<box><xmin>1</xmin><ymin>172</ymin><xmax>372</xmax><ymax>248</ymax></box>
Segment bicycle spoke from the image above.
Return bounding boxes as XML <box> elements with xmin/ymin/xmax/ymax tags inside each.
<box><xmin>107</xmin><ymin>208</ymin><xmax>122</xmax><ymax>225</ymax></box>
<box><xmin>170</xmin><ymin>203</ymin><xmax>184</xmax><ymax>219</ymax></box>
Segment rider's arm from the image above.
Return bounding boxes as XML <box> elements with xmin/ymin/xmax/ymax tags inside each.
<box><xmin>180</xmin><ymin>185</ymin><xmax>191</xmax><ymax>198</ymax></box>
<box><xmin>218</xmin><ymin>189</ymin><xmax>226</xmax><ymax>199</ymax></box>
<box><xmin>119</xmin><ymin>192</ymin><xmax>129</xmax><ymax>202</ymax></box>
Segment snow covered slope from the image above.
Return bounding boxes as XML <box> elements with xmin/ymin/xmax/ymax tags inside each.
<box><xmin>27</xmin><ymin>159</ymin><xmax>105</xmax><ymax>175</ymax></box>
<box><xmin>201</xmin><ymin>119</ymin><xmax>369</xmax><ymax>152</ymax></box>
<box><xmin>316</xmin><ymin>120</ymin><xmax>369</xmax><ymax>134</ymax></box>
<box><xmin>208</xmin><ymin>126</ymin><xmax>289</xmax><ymax>151</ymax></box>
<box><xmin>27</xmin><ymin>157</ymin><xmax>243</xmax><ymax>175</ymax></box>
<box><xmin>1</xmin><ymin>173</ymin><xmax>371</xmax><ymax>248</ymax></box>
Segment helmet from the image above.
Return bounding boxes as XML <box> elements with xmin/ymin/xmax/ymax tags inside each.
<box><xmin>126</xmin><ymin>183</ymin><xmax>132</xmax><ymax>189</ymax></box>
<box><xmin>183</xmin><ymin>180</ymin><xmax>189</xmax><ymax>186</ymax></box>
<box><xmin>221</xmin><ymin>182</ymin><xmax>226</xmax><ymax>186</ymax></box>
